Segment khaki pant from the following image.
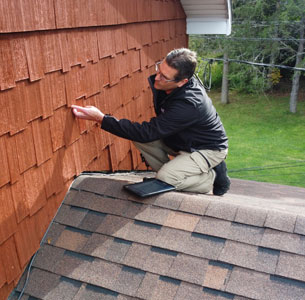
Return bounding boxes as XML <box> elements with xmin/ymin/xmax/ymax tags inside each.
<box><xmin>133</xmin><ymin>140</ymin><xmax>228</xmax><ymax>194</ymax></box>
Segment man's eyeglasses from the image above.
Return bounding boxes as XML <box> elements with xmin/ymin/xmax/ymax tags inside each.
<box><xmin>155</xmin><ymin>62</ymin><xmax>177</xmax><ymax>82</ymax></box>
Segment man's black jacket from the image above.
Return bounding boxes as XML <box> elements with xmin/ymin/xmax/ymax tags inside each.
<box><xmin>101</xmin><ymin>74</ymin><xmax>228</xmax><ymax>152</ymax></box>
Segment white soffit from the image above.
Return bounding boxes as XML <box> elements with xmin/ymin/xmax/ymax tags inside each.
<box><xmin>180</xmin><ymin>0</ymin><xmax>232</xmax><ymax>35</ymax></box>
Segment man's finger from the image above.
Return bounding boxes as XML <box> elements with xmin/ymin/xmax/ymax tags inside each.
<box><xmin>71</xmin><ymin>105</ymin><xmax>89</xmax><ymax>113</ymax></box>
<box><xmin>71</xmin><ymin>104</ymin><xmax>83</xmax><ymax>109</ymax></box>
<box><xmin>72</xmin><ymin>108</ymin><xmax>88</xmax><ymax>117</ymax></box>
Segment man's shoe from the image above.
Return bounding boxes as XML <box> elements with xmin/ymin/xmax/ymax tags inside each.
<box><xmin>213</xmin><ymin>161</ymin><xmax>230</xmax><ymax>196</ymax></box>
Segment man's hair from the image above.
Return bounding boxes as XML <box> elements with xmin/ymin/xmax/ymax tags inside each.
<box><xmin>165</xmin><ymin>48</ymin><xmax>197</xmax><ymax>81</ymax></box>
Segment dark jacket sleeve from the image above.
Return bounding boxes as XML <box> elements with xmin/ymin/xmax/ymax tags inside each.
<box><xmin>101</xmin><ymin>100</ymin><xmax>200</xmax><ymax>143</ymax></box>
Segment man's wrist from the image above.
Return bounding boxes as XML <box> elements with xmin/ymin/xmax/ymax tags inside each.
<box><xmin>97</xmin><ymin>113</ymin><xmax>104</xmax><ymax>124</ymax></box>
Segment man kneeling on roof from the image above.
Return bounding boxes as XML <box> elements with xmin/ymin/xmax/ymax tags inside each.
<box><xmin>72</xmin><ymin>48</ymin><xmax>230</xmax><ymax>196</ymax></box>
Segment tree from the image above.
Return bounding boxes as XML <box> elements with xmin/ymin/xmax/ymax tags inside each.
<box><xmin>221</xmin><ymin>51</ymin><xmax>229</xmax><ymax>104</ymax></box>
<box><xmin>290</xmin><ymin>16</ymin><xmax>305</xmax><ymax>113</ymax></box>
<box><xmin>189</xmin><ymin>0</ymin><xmax>305</xmax><ymax>112</ymax></box>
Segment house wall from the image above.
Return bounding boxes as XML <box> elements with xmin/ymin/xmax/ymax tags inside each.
<box><xmin>0</xmin><ymin>0</ymin><xmax>187</xmax><ymax>298</ymax></box>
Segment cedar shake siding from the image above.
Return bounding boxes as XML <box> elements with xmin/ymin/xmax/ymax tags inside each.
<box><xmin>0</xmin><ymin>1</ymin><xmax>187</xmax><ymax>298</ymax></box>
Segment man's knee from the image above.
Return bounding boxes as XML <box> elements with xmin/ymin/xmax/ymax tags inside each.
<box><xmin>157</xmin><ymin>166</ymin><xmax>214</xmax><ymax>193</ymax></box>
<box><xmin>156</xmin><ymin>167</ymin><xmax>182</xmax><ymax>188</ymax></box>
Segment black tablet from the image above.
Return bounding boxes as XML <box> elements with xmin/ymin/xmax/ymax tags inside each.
<box><xmin>123</xmin><ymin>179</ymin><xmax>176</xmax><ymax>198</ymax></box>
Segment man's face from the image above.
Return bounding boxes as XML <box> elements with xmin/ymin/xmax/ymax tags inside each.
<box><xmin>154</xmin><ymin>60</ymin><xmax>188</xmax><ymax>93</ymax></box>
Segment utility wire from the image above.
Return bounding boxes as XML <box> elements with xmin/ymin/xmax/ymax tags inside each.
<box><xmin>236</xmin><ymin>172</ymin><xmax>305</xmax><ymax>178</ymax></box>
<box><xmin>228</xmin><ymin>161</ymin><xmax>305</xmax><ymax>173</ymax></box>
<box><xmin>196</xmin><ymin>59</ymin><xmax>213</xmax><ymax>91</ymax></box>
<box><xmin>11</xmin><ymin>183</ymin><xmax>70</xmax><ymax>300</ymax></box>
<box><xmin>228</xmin><ymin>161</ymin><xmax>305</xmax><ymax>187</ymax></box>
<box><xmin>228</xmin><ymin>164</ymin><xmax>305</xmax><ymax>174</ymax></box>
<box><xmin>232</xmin><ymin>20</ymin><xmax>304</xmax><ymax>25</ymax></box>
<box><xmin>197</xmin><ymin>35</ymin><xmax>305</xmax><ymax>42</ymax></box>
<box><xmin>199</xmin><ymin>57</ymin><xmax>305</xmax><ymax>72</ymax></box>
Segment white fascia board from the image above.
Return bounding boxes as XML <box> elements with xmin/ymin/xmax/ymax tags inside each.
<box><xmin>187</xmin><ymin>18</ymin><xmax>231</xmax><ymax>35</ymax></box>
<box><xmin>184</xmin><ymin>0</ymin><xmax>232</xmax><ymax>35</ymax></box>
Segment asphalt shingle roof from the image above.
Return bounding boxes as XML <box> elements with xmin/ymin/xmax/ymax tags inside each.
<box><xmin>11</xmin><ymin>173</ymin><xmax>305</xmax><ymax>300</ymax></box>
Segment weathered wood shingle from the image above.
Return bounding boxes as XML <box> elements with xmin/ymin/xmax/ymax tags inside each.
<box><xmin>1</xmin><ymin>1</ymin><xmax>188</xmax><ymax>298</ymax></box>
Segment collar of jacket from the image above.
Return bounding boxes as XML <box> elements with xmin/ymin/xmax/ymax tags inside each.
<box><xmin>148</xmin><ymin>74</ymin><xmax>194</xmax><ymax>101</ymax></box>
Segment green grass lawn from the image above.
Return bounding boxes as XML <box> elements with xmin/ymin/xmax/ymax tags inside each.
<box><xmin>210</xmin><ymin>91</ymin><xmax>305</xmax><ymax>188</ymax></box>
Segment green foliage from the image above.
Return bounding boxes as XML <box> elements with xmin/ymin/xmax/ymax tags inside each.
<box><xmin>228</xmin><ymin>64</ymin><xmax>268</xmax><ymax>94</ymax></box>
<box><xmin>211</xmin><ymin>91</ymin><xmax>305</xmax><ymax>188</ymax></box>
<box><xmin>190</xmin><ymin>0</ymin><xmax>305</xmax><ymax>95</ymax></box>
<box><xmin>209</xmin><ymin>62</ymin><xmax>223</xmax><ymax>89</ymax></box>
<box><xmin>268</xmin><ymin>68</ymin><xmax>282</xmax><ymax>85</ymax></box>
<box><xmin>196</xmin><ymin>57</ymin><xmax>223</xmax><ymax>89</ymax></box>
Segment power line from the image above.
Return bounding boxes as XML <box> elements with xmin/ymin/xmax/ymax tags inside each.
<box><xmin>232</xmin><ymin>20</ymin><xmax>304</xmax><ymax>25</ymax></box>
<box><xmin>228</xmin><ymin>161</ymin><xmax>305</xmax><ymax>173</ymax></box>
<box><xmin>199</xmin><ymin>57</ymin><xmax>305</xmax><ymax>72</ymax></box>
<box><xmin>197</xmin><ymin>35</ymin><xmax>305</xmax><ymax>42</ymax></box>
<box><xmin>236</xmin><ymin>172</ymin><xmax>305</xmax><ymax>178</ymax></box>
<box><xmin>228</xmin><ymin>161</ymin><xmax>305</xmax><ymax>187</ymax></box>
<box><xmin>12</xmin><ymin>186</ymin><xmax>68</xmax><ymax>300</ymax></box>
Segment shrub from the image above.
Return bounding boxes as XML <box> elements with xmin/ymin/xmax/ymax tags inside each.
<box><xmin>228</xmin><ymin>64</ymin><xmax>268</xmax><ymax>94</ymax></box>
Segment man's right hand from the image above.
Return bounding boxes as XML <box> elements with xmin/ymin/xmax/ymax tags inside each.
<box><xmin>71</xmin><ymin>105</ymin><xmax>104</xmax><ymax>124</ymax></box>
